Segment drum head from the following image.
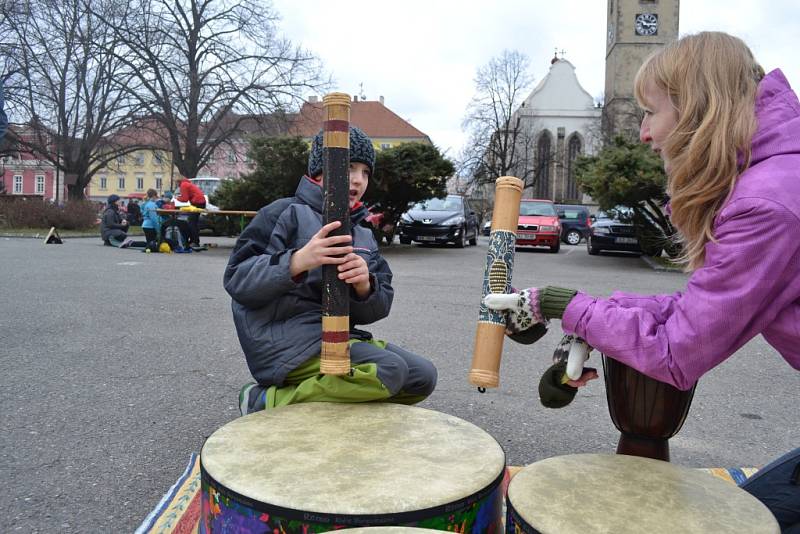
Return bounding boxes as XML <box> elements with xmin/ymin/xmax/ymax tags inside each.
<box><xmin>507</xmin><ymin>453</ymin><xmax>779</xmax><ymax>534</ymax></box>
<box><xmin>201</xmin><ymin>402</ymin><xmax>506</xmax><ymax>516</ymax></box>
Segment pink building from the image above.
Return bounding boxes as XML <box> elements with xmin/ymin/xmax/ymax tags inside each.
<box><xmin>1</xmin><ymin>126</ymin><xmax>66</xmax><ymax>201</ymax></box>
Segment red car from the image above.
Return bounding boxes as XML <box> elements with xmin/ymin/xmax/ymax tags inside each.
<box><xmin>516</xmin><ymin>199</ymin><xmax>561</xmax><ymax>253</ymax></box>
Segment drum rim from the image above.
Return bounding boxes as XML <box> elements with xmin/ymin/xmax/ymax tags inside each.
<box><xmin>201</xmin><ymin>458</ymin><xmax>505</xmax><ymax>527</ymax></box>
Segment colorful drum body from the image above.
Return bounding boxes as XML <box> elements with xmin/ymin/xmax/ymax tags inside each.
<box><xmin>506</xmin><ymin>454</ymin><xmax>779</xmax><ymax>534</ymax></box>
<box><xmin>200</xmin><ymin>403</ymin><xmax>506</xmax><ymax>533</ymax></box>
<box><xmin>602</xmin><ymin>355</ymin><xmax>696</xmax><ymax>461</ymax></box>
<box><xmin>322</xmin><ymin>528</ymin><xmax>444</xmax><ymax>533</ymax></box>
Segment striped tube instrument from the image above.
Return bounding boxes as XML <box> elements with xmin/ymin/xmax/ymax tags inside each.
<box><xmin>320</xmin><ymin>92</ymin><xmax>352</xmax><ymax>375</ymax></box>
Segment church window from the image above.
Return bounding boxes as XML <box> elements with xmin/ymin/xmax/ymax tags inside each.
<box><xmin>566</xmin><ymin>135</ymin><xmax>583</xmax><ymax>200</ymax></box>
<box><xmin>535</xmin><ymin>132</ymin><xmax>552</xmax><ymax>199</ymax></box>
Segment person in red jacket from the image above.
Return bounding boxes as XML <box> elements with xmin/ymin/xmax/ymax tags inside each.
<box><xmin>175</xmin><ymin>176</ymin><xmax>206</xmax><ymax>246</ymax></box>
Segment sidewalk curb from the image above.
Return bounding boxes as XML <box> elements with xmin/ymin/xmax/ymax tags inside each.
<box><xmin>640</xmin><ymin>254</ymin><xmax>683</xmax><ymax>272</ymax></box>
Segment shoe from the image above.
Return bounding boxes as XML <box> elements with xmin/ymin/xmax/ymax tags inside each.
<box><xmin>239</xmin><ymin>383</ymin><xmax>267</xmax><ymax>416</ymax></box>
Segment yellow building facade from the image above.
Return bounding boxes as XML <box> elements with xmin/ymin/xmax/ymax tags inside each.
<box><xmin>87</xmin><ymin>149</ymin><xmax>179</xmax><ymax>202</ymax></box>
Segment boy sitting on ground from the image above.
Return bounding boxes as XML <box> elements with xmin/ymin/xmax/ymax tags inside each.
<box><xmin>224</xmin><ymin>126</ymin><xmax>437</xmax><ymax>415</ymax></box>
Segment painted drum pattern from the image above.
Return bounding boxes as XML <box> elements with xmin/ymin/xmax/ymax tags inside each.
<box><xmin>201</xmin><ymin>403</ymin><xmax>506</xmax><ymax>533</ymax></box>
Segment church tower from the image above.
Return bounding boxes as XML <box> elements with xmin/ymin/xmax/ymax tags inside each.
<box><xmin>603</xmin><ymin>0</ymin><xmax>680</xmax><ymax>139</ymax></box>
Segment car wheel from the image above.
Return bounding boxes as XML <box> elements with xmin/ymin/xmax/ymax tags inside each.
<box><xmin>399</xmin><ymin>236</ymin><xmax>412</xmax><ymax>245</ymax></box>
<box><xmin>587</xmin><ymin>237</ymin><xmax>600</xmax><ymax>255</ymax></box>
<box><xmin>456</xmin><ymin>227</ymin><xmax>466</xmax><ymax>248</ymax></box>
<box><xmin>565</xmin><ymin>230</ymin><xmax>582</xmax><ymax>245</ymax></box>
<box><xmin>550</xmin><ymin>240</ymin><xmax>560</xmax><ymax>253</ymax></box>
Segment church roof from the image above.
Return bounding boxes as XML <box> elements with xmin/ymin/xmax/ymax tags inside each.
<box><xmin>523</xmin><ymin>59</ymin><xmax>597</xmax><ymax>112</ymax></box>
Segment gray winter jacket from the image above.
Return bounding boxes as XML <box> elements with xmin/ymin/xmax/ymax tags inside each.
<box><xmin>100</xmin><ymin>206</ymin><xmax>128</xmax><ymax>241</ymax></box>
<box><xmin>223</xmin><ymin>177</ymin><xmax>394</xmax><ymax>386</ymax></box>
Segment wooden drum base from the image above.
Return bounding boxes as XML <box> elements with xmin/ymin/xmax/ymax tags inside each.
<box><xmin>602</xmin><ymin>355</ymin><xmax>696</xmax><ymax>462</ymax></box>
<box><xmin>617</xmin><ymin>433</ymin><xmax>670</xmax><ymax>461</ymax></box>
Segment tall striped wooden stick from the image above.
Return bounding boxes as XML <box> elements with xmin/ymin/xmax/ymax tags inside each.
<box><xmin>320</xmin><ymin>93</ymin><xmax>352</xmax><ymax>375</ymax></box>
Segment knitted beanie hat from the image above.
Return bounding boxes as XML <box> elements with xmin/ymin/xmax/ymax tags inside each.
<box><xmin>107</xmin><ymin>194</ymin><xmax>121</xmax><ymax>205</ymax></box>
<box><xmin>307</xmin><ymin>125</ymin><xmax>376</xmax><ymax>178</ymax></box>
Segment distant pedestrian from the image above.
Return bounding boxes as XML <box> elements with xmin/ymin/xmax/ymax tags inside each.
<box><xmin>175</xmin><ymin>176</ymin><xmax>206</xmax><ymax>246</ymax></box>
<box><xmin>141</xmin><ymin>189</ymin><xmax>161</xmax><ymax>249</ymax></box>
<box><xmin>127</xmin><ymin>199</ymin><xmax>142</xmax><ymax>226</ymax></box>
<box><xmin>100</xmin><ymin>194</ymin><xmax>130</xmax><ymax>247</ymax></box>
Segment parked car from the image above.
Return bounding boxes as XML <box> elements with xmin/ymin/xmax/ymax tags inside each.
<box><xmin>586</xmin><ymin>211</ymin><xmax>642</xmax><ymax>255</ymax></box>
<box><xmin>516</xmin><ymin>199</ymin><xmax>561</xmax><ymax>253</ymax></box>
<box><xmin>397</xmin><ymin>195</ymin><xmax>480</xmax><ymax>247</ymax></box>
<box><xmin>555</xmin><ymin>204</ymin><xmax>591</xmax><ymax>245</ymax></box>
<box><xmin>482</xmin><ymin>219</ymin><xmax>492</xmax><ymax>236</ymax></box>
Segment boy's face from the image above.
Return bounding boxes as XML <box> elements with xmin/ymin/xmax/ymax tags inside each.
<box><xmin>311</xmin><ymin>161</ymin><xmax>371</xmax><ymax>208</ymax></box>
<box><xmin>348</xmin><ymin>162</ymin><xmax>370</xmax><ymax>207</ymax></box>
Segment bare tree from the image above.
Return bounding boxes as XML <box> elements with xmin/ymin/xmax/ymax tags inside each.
<box><xmin>1</xmin><ymin>0</ymin><xmax>148</xmax><ymax>200</ymax></box>
<box><xmin>94</xmin><ymin>0</ymin><xmax>325</xmax><ymax>183</ymax></box>
<box><xmin>460</xmin><ymin>50</ymin><xmax>537</xmax><ymax>189</ymax></box>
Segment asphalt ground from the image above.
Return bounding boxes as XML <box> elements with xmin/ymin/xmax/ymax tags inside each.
<box><xmin>2</xmin><ymin>235</ymin><xmax>798</xmax><ymax>532</ymax></box>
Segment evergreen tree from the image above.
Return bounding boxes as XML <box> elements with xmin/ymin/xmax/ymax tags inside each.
<box><xmin>576</xmin><ymin>135</ymin><xmax>681</xmax><ymax>257</ymax></box>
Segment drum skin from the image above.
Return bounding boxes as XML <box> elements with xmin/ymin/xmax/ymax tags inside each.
<box><xmin>506</xmin><ymin>454</ymin><xmax>780</xmax><ymax>534</ymax></box>
<box><xmin>200</xmin><ymin>403</ymin><xmax>506</xmax><ymax>533</ymax></box>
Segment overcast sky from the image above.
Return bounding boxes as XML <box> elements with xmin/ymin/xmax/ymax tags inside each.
<box><xmin>272</xmin><ymin>0</ymin><xmax>799</xmax><ymax>158</ymax></box>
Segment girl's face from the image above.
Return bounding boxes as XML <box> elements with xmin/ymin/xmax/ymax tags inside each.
<box><xmin>639</xmin><ymin>80</ymin><xmax>679</xmax><ymax>173</ymax></box>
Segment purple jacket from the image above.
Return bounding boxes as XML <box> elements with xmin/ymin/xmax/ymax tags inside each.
<box><xmin>563</xmin><ymin>69</ymin><xmax>800</xmax><ymax>391</ymax></box>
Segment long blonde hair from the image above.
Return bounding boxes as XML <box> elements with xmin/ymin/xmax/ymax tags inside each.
<box><xmin>634</xmin><ymin>32</ymin><xmax>765</xmax><ymax>270</ymax></box>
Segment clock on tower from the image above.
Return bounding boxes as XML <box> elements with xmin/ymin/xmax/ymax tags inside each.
<box><xmin>635</xmin><ymin>13</ymin><xmax>658</xmax><ymax>36</ymax></box>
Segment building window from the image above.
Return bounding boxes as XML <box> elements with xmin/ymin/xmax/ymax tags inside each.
<box><xmin>155</xmin><ymin>175</ymin><xmax>163</xmax><ymax>191</ymax></box>
<box><xmin>118</xmin><ymin>176</ymin><xmax>126</xmax><ymax>190</ymax></box>
<box><xmin>566</xmin><ymin>135</ymin><xmax>582</xmax><ymax>200</ymax></box>
<box><xmin>116</xmin><ymin>155</ymin><xmax>125</xmax><ymax>166</ymax></box>
<box><xmin>136</xmin><ymin>176</ymin><xmax>144</xmax><ymax>190</ymax></box>
<box><xmin>36</xmin><ymin>175</ymin><xmax>45</xmax><ymax>194</ymax></box>
<box><xmin>535</xmin><ymin>132</ymin><xmax>552</xmax><ymax>199</ymax></box>
<box><xmin>133</xmin><ymin>152</ymin><xmax>145</xmax><ymax>166</ymax></box>
<box><xmin>100</xmin><ymin>176</ymin><xmax>107</xmax><ymax>190</ymax></box>
<box><xmin>227</xmin><ymin>151</ymin><xmax>236</xmax><ymax>163</ymax></box>
<box><xmin>153</xmin><ymin>151</ymin><xmax>163</xmax><ymax>165</ymax></box>
<box><xmin>380</xmin><ymin>143</ymin><xmax>392</xmax><ymax>150</ymax></box>
<box><xmin>13</xmin><ymin>175</ymin><xmax>23</xmax><ymax>194</ymax></box>
<box><xmin>207</xmin><ymin>152</ymin><xmax>215</xmax><ymax>164</ymax></box>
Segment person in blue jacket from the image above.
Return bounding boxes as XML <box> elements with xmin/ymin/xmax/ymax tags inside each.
<box><xmin>224</xmin><ymin>126</ymin><xmax>437</xmax><ymax>415</ymax></box>
<box><xmin>141</xmin><ymin>189</ymin><xmax>161</xmax><ymax>248</ymax></box>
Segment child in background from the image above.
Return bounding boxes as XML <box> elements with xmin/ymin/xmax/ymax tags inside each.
<box><xmin>141</xmin><ymin>189</ymin><xmax>161</xmax><ymax>249</ymax></box>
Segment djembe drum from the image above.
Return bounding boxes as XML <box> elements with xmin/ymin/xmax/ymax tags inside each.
<box><xmin>506</xmin><ymin>454</ymin><xmax>779</xmax><ymax>534</ymax></box>
<box><xmin>200</xmin><ymin>403</ymin><xmax>506</xmax><ymax>533</ymax></box>
<box><xmin>602</xmin><ymin>356</ymin><xmax>696</xmax><ymax>461</ymax></box>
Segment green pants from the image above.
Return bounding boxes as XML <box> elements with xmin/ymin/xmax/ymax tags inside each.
<box><xmin>265</xmin><ymin>339</ymin><xmax>432</xmax><ymax>408</ymax></box>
